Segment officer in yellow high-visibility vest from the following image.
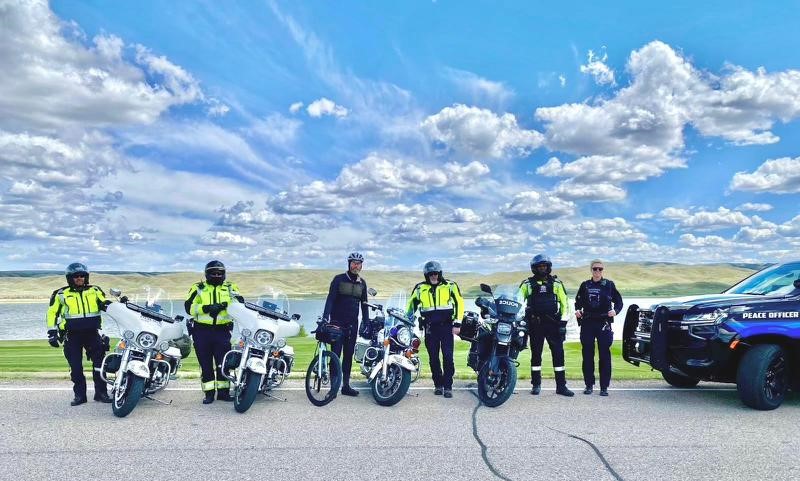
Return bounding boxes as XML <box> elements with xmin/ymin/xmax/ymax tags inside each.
<box><xmin>406</xmin><ymin>261</ymin><xmax>464</xmax><ymax>398</ymax></box>
<box><xmin>185</xmin><ymin>260</ymin><xmax>242</xmax><ymax>404</ymax></box>
<box><xmin>46</xmin><ymin>262</ymin><xmax>112</xmax><ymax>406</ymax></box>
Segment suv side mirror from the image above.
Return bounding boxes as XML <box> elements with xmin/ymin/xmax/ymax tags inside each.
<box><xmin>794</xmin><ymin>279</ymin><xmax>800</xmax><ymax>289</ymax></box>
<box><xmin>480</xmin><ymin>283</ymin><xmax>493</xmax><ymax>294</ymax></box>
<box><xmin>367</xmin><ymin>287</ymin><xmax>378</xmax><ymax>297</ymax></box>
<box><xmin>109</xmin><ymin>288</ymin><xmax>122</xmax><ymax>297</ymax></box>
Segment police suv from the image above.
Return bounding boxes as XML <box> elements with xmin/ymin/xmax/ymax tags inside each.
<box><xmin>622</xmin><ymin>261</ymin><xmax>800</xmax><ymax>410</ymax></box>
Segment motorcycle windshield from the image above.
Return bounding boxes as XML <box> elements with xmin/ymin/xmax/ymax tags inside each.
<box><xmin>256</xmin><ymin>286</ymin><xmax>290</xmax><ymax>319</ymax></box>
<box><xmin>493</xmin><ymin>284</ymin><xmax>524</xmax><ymax>320</ymax></box>
<box><xmin>384</xmin><ymin>290</ymin><xmax>410</xmax><ymax>330</ymax></box>
<box><xmin>130</xmin><ymin>286</ymin><xmax>174</xmax><ymax>317</ymax></box>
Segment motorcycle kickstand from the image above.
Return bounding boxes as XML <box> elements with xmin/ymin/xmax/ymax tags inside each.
<box><xmin>144</xmin><ymin>395</ymin><xmax>173</xmax><ymax>405</ymax></box>
<box><xmin>262</xmin><ymin>391</ymin><xmax>287</xmax><ymax>402</ymax></box>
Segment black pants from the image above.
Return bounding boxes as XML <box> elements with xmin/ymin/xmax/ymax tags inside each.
<box><xmin>63</xmin><ymin>329</ymin><xmax>107</xmax><ymax>399</ymax></box>
<box><xmin>331</xmin><ymin>322</ymin><xmax>357</xmax><ymax>386</ymax></box>
<box><xmin>580</xmin><ymin>320</ymin><xmax>613</xmax><ymax>389</ymax></box>
<box><xmin>193</xmin><ymin>325</ymin><xmax>232</xmax><ymax>392</ymax></box>
<box><xmin>529</xmin><ymin>322</ymin><xmax>567</xmax><ymax>387</ymax></box>
<box><xmin>425</xmin><ymin>322</ymin><xmax>455</xmax><ymax>390</ymax></box>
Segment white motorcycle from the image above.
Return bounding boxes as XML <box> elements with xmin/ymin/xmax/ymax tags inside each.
<box><xmin>100</xmin><ymin>287</ymin><xmax>188</xmax><ymax>417</ymax></box>
<box><xmin>356</xmin><ymin>289</ymin><xmax>421</xmax><ymax>406</ymax></box>
<box><xmin>222</xmin><ymin>290</ymin><xmax>300</xmax><ymax>413</ymax></box>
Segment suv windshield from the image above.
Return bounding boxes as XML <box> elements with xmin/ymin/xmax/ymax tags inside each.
<box><xmin>725</xmin><ymin>262</ymin><xmax>800</xmax><ymax>296</ymax></box>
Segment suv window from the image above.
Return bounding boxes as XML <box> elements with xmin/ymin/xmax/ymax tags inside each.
<box><xmin>725</xmin><ymin>262</ymin><xmax>800</xmax><ymax>296</ymax></box>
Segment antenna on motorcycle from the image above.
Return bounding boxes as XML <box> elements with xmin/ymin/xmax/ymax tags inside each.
<box><xmin>367</xmin><ymin>288</ymin><xmax>378</xmax><ymax>297</ymax></box>
<box><xmin>480</xmin><ymin>283</ymin><xmax>493</xmax><ymax>294</ymax></box>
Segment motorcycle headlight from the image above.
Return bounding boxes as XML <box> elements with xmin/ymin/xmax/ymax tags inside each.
<box><xmin>395</xmin><ymin>327</ymin><xmax>412</xmax><ymax>346</ymax></box>
<box><xmin>254</xmin><ymin>329</ymin><xmax>274</xmax><ymax>347</ymax></box>
<box><xmin>496</xmin><ymin>323</ymin><xmax>512</xmax><ymax>335</ymax></box>
<box><xmin>241</xmin><ymin>328</ymin><xmax>252</xmax><ymax>338</ymax></box>
<box><xmin>136</xmin><ymin>332</ymin><xmax>157</xmax><ymax>349</ymax></box>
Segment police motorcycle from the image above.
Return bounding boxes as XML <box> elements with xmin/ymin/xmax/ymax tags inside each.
<box><xmin>100</xmin><ymin>287</ymin><xmax>189</xmax><ymax>418</ymax></box>
<box><xmin>458</xmin><ymin>284</ymin><xmax>528</xmax><ymax>407</ymax></box>
<box><xmin>355</xmin><ymin>289</ymin><xmax>422</xmax><ymax>406</ymax></box>
<box><xmin>222</xmin><ymin>289</ymin><xmax>301</xmax><ymax>413</ymax></box>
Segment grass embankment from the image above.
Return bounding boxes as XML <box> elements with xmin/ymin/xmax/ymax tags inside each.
<box><xmin>0</xmin><ymin>262</ymin><xmax>759</xmax><ymax>302</ymax></box>
<box><xmin>0</xmin><ymin>338</ymin><xmax>662</xmax><ymax>382</ymax></box>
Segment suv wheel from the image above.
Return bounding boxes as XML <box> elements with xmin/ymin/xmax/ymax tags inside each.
<box><xmin>737</xmin><ymin>344</ymin><xmax>787</xmax><ymax>410</ymax></box>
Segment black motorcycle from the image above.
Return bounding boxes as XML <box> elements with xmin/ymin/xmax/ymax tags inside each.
<box><xmin>458</xmin><ymin>283</ymin><xmax>528</xmax><ymax>407</ymax></box>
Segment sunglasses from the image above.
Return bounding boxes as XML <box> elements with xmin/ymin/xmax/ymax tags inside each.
<box><xmin>592</xmin><ymin>267</ymin><xmax>604</xmax><ymax>272</ymax></box>
<box><xmin>72</xmin><ymin>274</ymin><xmax>87</xmax><ymax>278</ymax></box>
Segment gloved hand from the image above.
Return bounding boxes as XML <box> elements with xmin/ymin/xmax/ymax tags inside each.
<box><xmin>100</xmin><ymin>334</ymin><xmax>110</xmax><ymax>352</ymax></box>
<box><xmin>100</xmin><ymin>300</ymin><xmax>111</xmax><ymax>312</ymax></box>
<box><xmin>559</xmin><ymin>321</ymin><xmax>567</xmax><ymax>342</ymax></box>
<box><xmin>235</xmin><ymin>295</ymin><xmax>245</xmax><ymax>303</ymax></box>
<box><xmin>186</xmin><ymin>319</ymin><xmax>195</xmax><ymax>337</ymax></box>
<box><xmin>120</xmin><ymin>296</ymin><xmax>129</xmax><ymax>304</ymax></box>
<box><xmin>47</xmin><ymin>329</ymin><xmax>60</xmax><ymax>348</ymax></box>
<box><xmin>602</xmin><ymin>321</ymin><xmax>612</xmax><ymax>332</ymax></box>
<box><xmin>203</xmin><ymin>303</ymin><xmax>224</xmax><ymax>318</ymax></box>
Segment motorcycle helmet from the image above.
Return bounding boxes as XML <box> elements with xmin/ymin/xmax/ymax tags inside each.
<box><xmin>423</xmin><ymin>260</ymin><xmax>443</xmax><ymax>281</ymax></box>
<box><xmin>65</xmin><ymin>262</ymin><xmax>89</xmax><ymax>288</ymax></box>
<box><xmin>530</xmin><ymin>254</ymin><xmax>552</xmax><ymax>276</ymax></box>
<box><xmin>204</xmin><ymin>260</ymin><xmax>226</xmax><ymax>286</ymax></box>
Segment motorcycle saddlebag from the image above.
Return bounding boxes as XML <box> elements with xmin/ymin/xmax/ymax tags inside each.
<box><xmin>459</xmin><ymin>312</ymin><xmax>480</xmax><ymax>342</ymax></box>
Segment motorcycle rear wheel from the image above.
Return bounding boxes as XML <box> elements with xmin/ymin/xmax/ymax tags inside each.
<box><xmin>371</xmin><ymin>363</ymin><xmax>411</xmax><ymax>406</ymax></box>
<box><xmin>478</xmin><ymin>359</ymin><xmax>517</xmax><ymax>408</ymax></box>
<box><xmin>305</xmin><ymin>351</ymin><xmax>342</xmax><ymax>406</ymax></box>
<box><xmin>112</xmin><ymin>373</ymin><xmax>146</xmax><ymax>418</ymax></box>
<box><xmin>234</xmin><ymin>370</ymin><xmax>263</xmax><ymax>413</ymax></box>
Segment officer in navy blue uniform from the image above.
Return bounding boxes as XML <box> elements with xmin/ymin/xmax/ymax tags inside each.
<box><xmin>575</xmin><ymin>259</ymin><xmax>623</xmax><ymax>396</ymax></box>
<box><xmin>323</xmin><ymin>252</ymin><xmax>369</xmax><ymax>397</ymax></box>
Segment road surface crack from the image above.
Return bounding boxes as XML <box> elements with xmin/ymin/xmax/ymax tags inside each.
<box><xmin>547</xmin><ymin>426</ymin><xmax>624</xmax><ymax>481</ymax></box>
<box><xmin>468</xmin><ymin>385</ymin><xmax>514</xmax><ymax>481</ymax></box>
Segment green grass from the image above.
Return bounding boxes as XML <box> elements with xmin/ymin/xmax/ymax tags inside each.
<box><xmin>0</xmin><ymin>338</ymin><xmax>662</xmax><ymax>381</ymax></box>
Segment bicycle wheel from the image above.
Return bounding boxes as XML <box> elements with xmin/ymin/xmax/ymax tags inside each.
<box><xmin>305</xmin><ymin>350</ymin><xmax>342</xmax><ymax>406</ymax></box>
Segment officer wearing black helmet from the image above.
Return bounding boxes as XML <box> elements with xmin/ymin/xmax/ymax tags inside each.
<box><xmin>45</xmin><ymin>262</ymin><xmax>112</xmax><ymax>405</ymax></box>
<box><xmin>406</xmin><ymin>261</ymin><xmax>464</xmax><ymax>398</ymax></box>
<box><xmin>517</xmin><ymin>254</ymin><xmax>574</xmax><ymax>396</ymax></box>
<box><xmin>323</xmin><ymin>252</ymin><xmax>370</xmax><ymax>397</ymax></box>
<box><xmin>185</xmin><ymin>260</ymin><xmax>243</xmax><ymax>404</ymax></box>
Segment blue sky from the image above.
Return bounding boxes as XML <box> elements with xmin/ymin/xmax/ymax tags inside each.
<box><xmin>1</xmin><ymin>0</ymin><xmax>799</xmax><ymax>273</ymax></box>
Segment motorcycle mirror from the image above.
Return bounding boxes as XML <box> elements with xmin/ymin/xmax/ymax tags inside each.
<box><xmin>291</xmin><ymin>313</ymin><xmax>301</xmax><ymax>320</ymax></box>
<box><xmin>367</xmin><ymin>287</ymin><xmax>378</xmax><ymax>296</ymax></box>
<box><xmin>480</xmin><ymin>283</ymin><xmax>493</xmax><ymax>294</ymax></box>
<box><xmin>174</xmin><ymin>315</ymin><xmax>185</xmax><ymax>322</ymax></box>
<box><xmin>109</xmin><ymin>288</ymin><xmax>122</xmax><ymax>297</ymax></box>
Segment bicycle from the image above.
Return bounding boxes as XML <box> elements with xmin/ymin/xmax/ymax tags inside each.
<box><xmin>305</xmin><ymin>317</ymin><xmax>343</xmax><ymax>406</ymax></box>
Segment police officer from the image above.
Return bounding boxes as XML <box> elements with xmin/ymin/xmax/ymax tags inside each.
<box><xmin>575</xmin><ymin>259</ymin><xmax>623</xmax><ymax>396</ymax></box>
<box><xmin>185</xmin><ymin>260</ymin><xmax>242</xmax><ymax>404</ymax></box>
<box><xmin>407</xmin><ymin>261</ymin><xmax>464</xmax><ymax>398</ymax></box>
<box><xmin>45</xmin><ymin>262</ymin><xmax>112</xmax><ymax>405</ymax></box>
<box><xmin>518</xmin><ymin>254</ymin><xmax>574</xmax><ymax>396</ymax></box>
<box><xmin>323</xmin><ymin>252</ymin><xmax>370</xmax><ymax>397</ymax></box>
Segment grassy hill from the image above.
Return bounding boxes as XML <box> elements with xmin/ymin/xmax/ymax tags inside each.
<box><xmin>0</xmin><ymin>262</ymin><xmax>761</xmax><ymax>301</ymax></box>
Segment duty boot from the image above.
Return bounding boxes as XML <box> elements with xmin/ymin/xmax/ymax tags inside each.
<box><xmin>600</xmin><ymin>388</ymin><xmax>609</xmax><ymax>397</ymax></box>
<box><xmin>583</xmin><ymin>386</ymin><xmax>593</xmax><ymax>395</ymax></box>
<box><xmin>443</xmin><ymin>389</ymin><xmax>453</xmax><ymax>398</ymax></box>
<box><xmin>202</xmin><ymin>391</ymin><xmax>215</xmax><ymax>404</ymax></box>
<box><xmin>217</xmin><ymin>390</ymin><xmax>233</xmax><ymax>402</ymax></box>
<box><xmin>70</xmin><ymin>395</ymin><xmax>87</xmax><ymax>406</ymax></box>
<box><xmin>434</xmin><ymin>387</ymin><xmax>443</xmax><ymax>396</ymax></box>
<box><xmin>555</xmin><ymin>371</ymin><xmax>574</xmax><ymax>397</ymax></box>
<box><xmin>94</xmin><ymin>392</ymin><xmax>112</xmax><ymax>403</ymax></box>
<box><xmin>341</xmin><ymin>385</ymin><xmax>359</xmax><ymax>397</ymax></box>
<box><xmin>530</xmin><ymin>385</ymin><xmax>541</xmax><ymax>395</ymax></box>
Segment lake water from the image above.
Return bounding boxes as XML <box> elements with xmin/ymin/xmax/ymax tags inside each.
<box><xmin>0</xmin><ymin>297</ymin><xmax>665</xmax><ymax>341</ymax></box>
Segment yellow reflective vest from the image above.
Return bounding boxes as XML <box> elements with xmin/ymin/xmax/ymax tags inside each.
<box><xmin>46</xmin><ymin>285</ymin><xmax>106</xmax><ymax>331</ymax></box>
<box><xmin>406</xmin><ymin>279</ymin><xmax>464</xmax><ymax>324</ymax></box>
<box><xmin>185</xmin><ymin>281</ymin><xmax>241</xmax><ymax>325</ymax></box>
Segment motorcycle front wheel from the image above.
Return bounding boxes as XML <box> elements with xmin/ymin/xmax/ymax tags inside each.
<box><xmin>477</xmin><ymin>358</ymin><xmax>517</xmax><ymax>408</ymax></box>
<box><xmin>371</xmin><ymin>363</ymin><xmax>411</xmax><ymax>406</ymax></box>
<box><xmin>234</xmin><ymin>369</ymin><xmax>263</xmax><ymax>413</ymax></box>
<box><xmin>112</xmin><ymin>373</ymin><xmax>146</xmax><ymax>418</ymax></box>
<box><xmin>305</xmin><ymin>351</ymin><xmax>343</xmax><ymax>407</ymax></box>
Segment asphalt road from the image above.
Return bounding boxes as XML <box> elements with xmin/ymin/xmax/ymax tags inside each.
<box><xmin>1</xmin><ymin>380</ymin><xmax>798</xmax><ymax>481</ymax></box>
